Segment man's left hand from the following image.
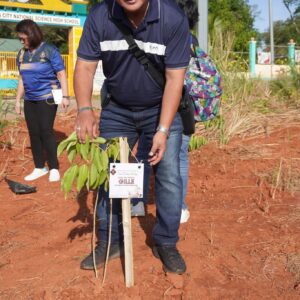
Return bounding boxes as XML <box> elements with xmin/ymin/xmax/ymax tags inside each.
<box><xmin>148</xmin><ymin>132</ymin><xmax>168</xmax><ymax>166</ymax></box>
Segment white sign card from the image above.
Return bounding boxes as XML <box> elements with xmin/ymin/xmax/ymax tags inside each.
<box><xmin>109</xmin><ymin>163</ymin><xmax>144</xmax><ymax>199</ymax></box>
<box><xmin>51</xmin><ymin>89</ymin><xmax>62</xmax><ymax>105</ymax></box>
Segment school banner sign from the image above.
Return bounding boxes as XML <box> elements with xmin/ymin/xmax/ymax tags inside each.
<box><xmin>0</xmin><ymin>10</ymin><xmax>82</xmax><ymax>26</ymax></box>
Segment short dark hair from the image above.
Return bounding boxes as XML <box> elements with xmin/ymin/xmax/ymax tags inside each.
<box><xmin>176</xmin><ymin>0</ymin><xmax>199</xmax><ymax>30</ymax></box>
<box><xmin>16</xmin><ymin>19</ymin><xmax>43</xmax><ymax>49</ymax></box>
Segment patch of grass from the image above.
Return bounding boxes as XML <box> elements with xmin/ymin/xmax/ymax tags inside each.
<box><xmin>270</xmin><ymin>73</ymin><xmax>300</xmax><ymax>108</ymax></box>
<box><xmin>269</xmin><ymin>158</ymin><xmax>300</xmax><ymax>197</ymax></box>
<box><xmin>250</xmin><ymin>98</ymin><xmax>273</xmax><ymax>114</ymax></box>
<box><xmin>0</xmin><ymin>96</ymin><xmax>17</xmax><ymax>136</ymax></box>
<box><xmin>287</xmin><ymin>253</ymin><xmax>300</xmax><ymax>289</ymax></box>
<box><xmin>188</xmin><ymin>134</ymin><xmax>207</xmax><ymax>151</ymax></box>
<box><xmin>204</xmin><ymin>30</ymin><xmax>300</xmax><ymax>145</ymax></box>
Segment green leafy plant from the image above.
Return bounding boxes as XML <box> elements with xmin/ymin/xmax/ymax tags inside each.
<box><xmin>57</xmin><ymin>132</ymin><xmax>120</xmax><ymax>198</ymax></box>
<box><xmin>189</xmin><ymin>134</ymin><xmax>208</xmax><ymax>151</ymax></box>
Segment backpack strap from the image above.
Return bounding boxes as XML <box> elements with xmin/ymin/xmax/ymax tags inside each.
<box><xmin>113</xmin><ymin>21</ymin><xmax>166</xmax><ymax>89</ymax></box>
<box><xmin>190</xmin><ymin>34</ymin><xmax>199</xmax><ymax>58</ymax></box>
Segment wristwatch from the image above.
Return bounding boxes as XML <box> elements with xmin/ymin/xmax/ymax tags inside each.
<box><xmin>156</xmin><ymin>125</ymin><xmax>170</xmax><ymax>138</ymax></box>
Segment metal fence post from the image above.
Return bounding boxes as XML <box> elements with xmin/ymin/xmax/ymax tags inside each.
<box><xmin>288</xmin><ymin>39</ymin><xmax>295</xmax><ymax>68</ymax></box>
<box><xmin>249</xmin><ymin>37</ymin><xmax>256</xmax><ymax>78</ymax></box>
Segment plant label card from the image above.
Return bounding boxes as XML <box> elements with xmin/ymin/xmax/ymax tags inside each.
<box><xmin>109</xmin><ymin>163</ymin><xmax>144</xmax><ymax>199</ymax></box>
<box><xmin>51</xmin><ymin>89</ymin><xmax>63</xmax><ymax>104</ymax></box>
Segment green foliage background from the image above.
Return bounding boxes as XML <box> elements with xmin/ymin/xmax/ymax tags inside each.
<box><xmin>208</xmin><ymin>0</ymin><xmax>257</xmax><ymax>52</ymax></box>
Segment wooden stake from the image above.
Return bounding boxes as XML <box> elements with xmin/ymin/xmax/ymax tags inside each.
<box><xmin>119</xmin><ymin>137</ymin><xmax>134</xmax><ymax>287</ymax></box>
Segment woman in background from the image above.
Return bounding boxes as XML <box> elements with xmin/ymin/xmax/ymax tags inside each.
<box><xmin>15</xmin><ymin>19</ymin><xmax>69</xmax><ymax>182</ymax></box>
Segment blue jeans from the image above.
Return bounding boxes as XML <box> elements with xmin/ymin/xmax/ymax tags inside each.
<box><xmin>180</xmin><ymin>134</ymin><xmax>190</xmax><ymax>209</ymax></box>
<box><xmin>136</xmin><ymin>133</ymin><xmax>190</xmax><ymax>210</ymax></box>
<box><xmin>98</xmin><ymin>101</ymin><xmax>183</xmax><ymax>246</ymax></box>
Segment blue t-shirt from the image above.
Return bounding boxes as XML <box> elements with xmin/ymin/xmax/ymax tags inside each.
<box><xmin>77</xmin><ymin>0</ymin><xmax>190</xmax><ymax>109</ymax></box>
<box><xmin>17</xmin><ymin>42</ymin><xmax>65</xmax><ymax>101</ymax></box>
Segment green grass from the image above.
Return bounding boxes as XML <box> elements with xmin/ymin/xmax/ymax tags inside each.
<box><xmin>0</xmin><ymin>96</ymin><xmax>16</xmax><ymax>135</ymax></box>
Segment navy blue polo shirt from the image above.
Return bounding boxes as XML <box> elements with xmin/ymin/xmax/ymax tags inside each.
<box><xmin>77</xmin><ymin>0</ymin><xmax>190</xmax><ymax>109</ymax></box>
<box><xmin>17</xmin><ymin>43</ymin><xmax>65</xmax><ymax>101</ymax></box>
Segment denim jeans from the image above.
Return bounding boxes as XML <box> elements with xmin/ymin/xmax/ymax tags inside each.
<box><xmin>136</xmin><ymin>133</ymin><xmax>190</xmax><ymax>210</ymax></box>
<box><xmin>98</xmin><ymin>101</ymin><xmax>183</xmax><ymax>246</ymax></box>
<box><xmin>132</xmin><ymin>138</ymin><xmax>152</xmax><ymax>206</ymax></box>
<box><xmin>180</xmin><ymin>134</ymin><xmax>190</xmax><ymax>209</ymax></box>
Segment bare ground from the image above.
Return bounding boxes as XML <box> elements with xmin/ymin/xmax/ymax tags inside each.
<box><xmin>0</xmin><ymin>111</ymin><xmax>299</xmax><ymax>299</ymax></box>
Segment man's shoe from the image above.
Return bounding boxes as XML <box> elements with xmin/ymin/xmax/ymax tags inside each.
<box><xmin>180</xmin><ymin>209</ymin><xmax>190</xmax><ymax>223</ymax></box>
<box><xmin>80</xmin><ymin>243</ymin><xmax>124</xmax><ymax>270</ymax></box>
<box><xmin>152</xmin><ymin>245</ymin><xmax>186</xmax><ymax>274</ymax></box>
<box><xmin>131</xmin><ymin>201</ymin><xmax>145</xmax><ymax>217</ymax></box>
<box><xmin>24</xmin><ymin>167</ymin><xmax>48</xmax><ymax>181</ymax></box>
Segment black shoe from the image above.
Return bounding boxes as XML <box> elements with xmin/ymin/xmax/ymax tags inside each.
<box><xmin>80</xmin><ymin>243</ymin><xmax>124</xmax><ymax>270</ymax></box>
<box><xmin>152</xmin><ymin>245</ymin><xmax>186</xmax><ymax>274</ymax></box>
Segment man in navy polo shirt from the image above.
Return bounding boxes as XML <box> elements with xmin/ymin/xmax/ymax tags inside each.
<box><xmin>74</xmin><ymin>0</ymin><xmax>190</xmax><ymax>274</ymax></box>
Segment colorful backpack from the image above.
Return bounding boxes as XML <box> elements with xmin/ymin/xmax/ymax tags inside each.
<box><xmin>185</xmin><ymin>45</ymin><xmax>222</xmax><ymax>122</ymax></box>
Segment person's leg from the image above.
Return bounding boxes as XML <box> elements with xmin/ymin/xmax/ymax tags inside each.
<box><xmin>179</xmin><ymin>134</ymin><xmax>191</xmax><ymax>223</ymax></box>
<box><xmin>24</xmin><ymin>101</ymin><xmax>44</xmax><ymax>168</ymax></box>
<box><xmin>131</xmin><ymin>134</ymin><xmax>151</xmax><ymax>216</ymax></box>
<box><xmin>180</xmin><ymin>134</ymin><xmax>191</xmax><ymax>210</ymax></box>
<box><xmin>151</xmin><ymin>113</ymin><xmax>183</xmax><ymax>245</ymax></box>
<box><xmin>80</xmin><ymin>102</ymin><xmax>139</xmax><ymax>269</ymax></box>
<box><xmin>98</xmin><ymin>102</ymin><xmax>139</xmax><ymax>244</ymax></box>
<box><xmin>37</xmin><ymin>101</ymin><xmax>58</xmax><ymax>170</ymax></box>
<box><xmin>149</xmin><ymin>113</ymin><xmax>186</xmax><ymax>273</ymax></box>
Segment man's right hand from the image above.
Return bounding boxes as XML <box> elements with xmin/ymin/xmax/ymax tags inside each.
<box><xmin>75</xmin><ymin>110</ymin><xmax>98</xmax><ymax>143</ymax></box>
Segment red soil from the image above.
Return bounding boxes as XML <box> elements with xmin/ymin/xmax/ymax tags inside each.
<box><xmin>0</xmin><ymin>112</ymin><xmax>299</xmax><ymax>299</ymax></box>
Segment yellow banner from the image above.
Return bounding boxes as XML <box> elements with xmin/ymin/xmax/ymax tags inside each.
<box><xmin>0</xmin><ymin>0</ymin><xmax>73</xmax><ymax>13</ymax></box>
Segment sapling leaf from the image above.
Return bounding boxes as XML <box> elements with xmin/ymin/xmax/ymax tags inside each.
<box><xmin>66</xmin><ymin>140</ymin><xmax>77</xmax><ymax>152</ymax></box>
<box><xmin>91</xmin><ymin>137</ymin><xmax>106</xmax><ymax>144</ymax></box>
<box><xmin>85</xmin><ymin>168</ymin><xmax>90</xmax><ymax>191</ymax></box>
<box><xmin>57</xmin><ymin>140</ymin><xmax>69</xmax><ymax>157</ymax></box>
<box><xmin>61</xmin><ymin>164</ymin><xmax>78</xmax><ymax>198</ymax></box>
<box><xmin>94</xmin><ymin>147</ymin><xmax>102</xmax><ymax>171</ymax></box>
<box><xmin>85</xmin><ymin>133</ymin><xmax>90</xmax><ymax>145</ymax></box>
<box><xmin>66</xmin><ymin>131</ymin><xmax>77</xmax><ymax>141</ymax></box>
<box><xmin>61</xmin><ymin>168</ymin><xmax>71</xmax><ymax>196</ymax></box>
<box><xmin>76</xmin><ymin>142</ymin><xmax>81</xmax><ymax>154</ymax></box>
<box><xmin>60</xmin><ymin>133</ymin><xmax>122</xmax><ymax>198</ymax></box>
<box><xmin>100</xmin><ymin>150</ymin><xmax>109</xmax><ymax>169</ymax></box>
<box><xmin>58</xmin><ymin>132</ymin><xmax>78</xmax><ymax>157</ymax></box>
<box><xmin>99</xmin><ymin>170</ymin><xmax>107</xmax><ymax>186</ymax></box>
<box><xmin>90</xmin><ymin>143</ymin><xmax>96</xmax><ymax>161</ymax></box>
<box><xmin>80</xmin><ymin>143</ymin><xmax>89</xmax><ymax>161</ymax></box>
<box><xmin>104</xmin><ymin>174</ymin><xmax>109</xmax><ymax>192</ymax></box>
<box><xmin>69</xmin><ymin>164</ymin><xmax>79</xmax><ymax>186</ymax></box>
<box><xmin>67</xmin><ymin>145</ymin><xmax>76</xmax><ymax>163</ymax></box>
<box><xmin>111</xmin><ymin>144</ymin><xmax>119</xmax><ymax>161</ymax></box>
<box><xmin>89</xmin><ymin>163</ymin><xmax>98</xmax><ymax>188</ymax></box>
<box><xmin>76</xmin><ymin>164</ymin><xmax>88</xmax><ymax>192</ymax></box>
